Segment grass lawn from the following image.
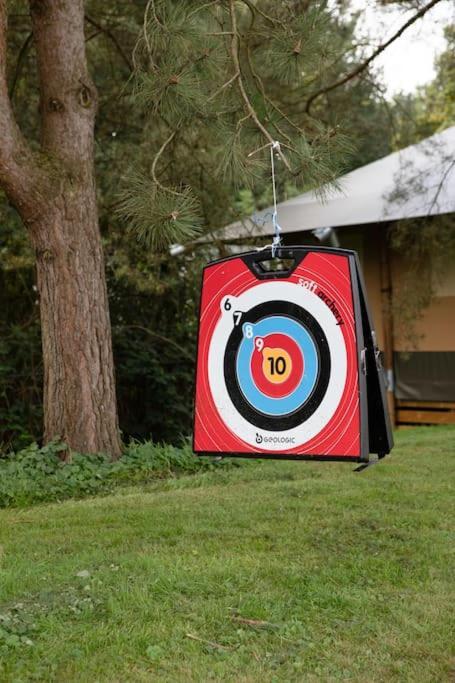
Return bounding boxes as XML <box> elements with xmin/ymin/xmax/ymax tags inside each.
<box><xmin>0</xmin><ymin>427</ymin><xmax>454</xmax><ymax>682</ymax></box>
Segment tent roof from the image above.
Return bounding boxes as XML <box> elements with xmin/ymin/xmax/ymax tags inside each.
<box><xmin>216</xmin><ymin>125</ymin><xmax>455</xmax><ymax>241</ymax></box>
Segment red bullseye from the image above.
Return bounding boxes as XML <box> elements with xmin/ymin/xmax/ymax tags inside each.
<box><xmin>250</xmin><ymin>332</ymin><xmax>304</xmax><ymax>398</ymax></box>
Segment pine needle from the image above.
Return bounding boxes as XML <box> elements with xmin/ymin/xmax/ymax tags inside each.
<box><xmin>117</xmin><ymin>174</ymin><xmax>202</xmax><ymax>251</ymax></box>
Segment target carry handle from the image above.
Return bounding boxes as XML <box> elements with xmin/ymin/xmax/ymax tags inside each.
<box><xmin>242</xmin><ymin>247</ymin><xmax>307</xmax><ymax>280</ymax></box>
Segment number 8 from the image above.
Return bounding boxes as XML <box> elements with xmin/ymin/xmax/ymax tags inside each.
<box><xmin>244</xmin><ymin>324</ymin><xmax>253</xmax><ymax>339</ymax></box>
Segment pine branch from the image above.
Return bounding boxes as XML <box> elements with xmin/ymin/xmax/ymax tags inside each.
<box><xmin>187</xmin><ymin>2</ymin><xmax>220</xmax><ymax>20</ymax></box>
<box><xmin>141</xmin><ymin>0</ymin><xmax>158</xmax><ymax>71</ymax></box>
<box><xmin>305</xmin><ymin>0</ymin><xmax>444</xmax><ymax>114</ymax></box>
<box><xmin>118</xmin><ymin>174</ymin><xmax>202</xmax><ymax>251</ymax></box>
<box><xmin>245</xmin><ymin>44</ymin><xmax>301</xmax><ymax>137</ymax></box>
<box><xmin>228</xmin><ymin>0</ymin><xmax>291</xmax><ymax>171</ymax></box>
<box><xmin>428</xmin><ymin>159</ymin><xmax>455</xmax><ymax>215</ymax></box>
<box><xmin>85</xmin><ymin>15</ymin><xmax>133</xmax><ymax>72</ymax></box>
<box><xmin>126</xmin><ymin>0</ymin><xmax>359</xmax><ymax>247</ymax></box>
<box><xmin>148</xmin><ymin>0</ymin><xmax>163</xmax><ymax>27</ymax></box>
<box><xmin>151</xmin><ymin>128</ymin><xmax>179</xmax><ymax>195</ymax></box>
<box><xmin>238</xmin><ymin>0</ymin><xmax>286</xmax><ymax>30</ymax></box>
<box><xmin>207</xmin><ymin>70</ymin><xmax>239</xmax><ymax>102</ymax></box>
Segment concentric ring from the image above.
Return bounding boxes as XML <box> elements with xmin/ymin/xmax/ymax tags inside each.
<box><xmin>250</xmin><ymin>332</ymin><xmax>303</xmax><ymax>398</ymax></box>
<box><xmin>224</xmin><ymin>303</ymin><xmax>330</xmax><ymax>430</ymax></box>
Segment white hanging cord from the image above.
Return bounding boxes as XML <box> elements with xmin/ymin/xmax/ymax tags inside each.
<box><xmin>248</xmin><ymin>140</ymin><xmax>283</xmax><ymax>256</ymax></box>
<box><xmin>270</xmin><ymin>141</ymin><xmax>282</xmax><ymax>258</ymax></box>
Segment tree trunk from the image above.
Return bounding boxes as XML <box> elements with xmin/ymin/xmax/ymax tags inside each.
<box><xmin>0</xmin><ymin>0</ymin><xmax>122</xmax><ymax>457</ymax></box>
<box><xmin>32</xmin><ymin>180</ymin><xmax>121</xmax><ymax>456</ymax></box>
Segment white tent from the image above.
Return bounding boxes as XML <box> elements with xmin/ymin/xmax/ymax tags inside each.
<box><xmin>215</xmin><ymin>125</ymin><xmax>455</xmax><ymax>242</ymax></box>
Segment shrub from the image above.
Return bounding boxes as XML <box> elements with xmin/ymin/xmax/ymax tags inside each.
<box><xmin>0</xmin><ymin>440</ymin><xmax>234</xmax><ymax>508</ymax></box>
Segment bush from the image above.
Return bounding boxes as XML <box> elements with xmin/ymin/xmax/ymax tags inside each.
<box><xmin>0</xmin><ymin>252</ymin><xmax>204</xmax><ymax>452</ymax></box>
<box><xmin>0</xmin><ymin>440</ymin><xmax>234</xmax><ymax>508</ymax></box>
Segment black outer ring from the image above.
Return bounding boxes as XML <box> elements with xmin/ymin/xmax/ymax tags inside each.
<box><xmin>223</xmin><ymin>301</ymin><xmax>331</xmax><ymax>431</ymax></box>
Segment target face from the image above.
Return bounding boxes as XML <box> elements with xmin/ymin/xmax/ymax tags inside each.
<box><xmin>194</xmin><ymin>248</ymin><xmax>364</xmax><ymax>459</ymax></box>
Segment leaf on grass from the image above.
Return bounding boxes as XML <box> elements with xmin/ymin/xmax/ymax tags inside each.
<box><xmin>146</xmin><ymin>644</ymin><xmax>163</xmax><ymax>661</ymax></box>
<box><xmin>76</xmin><ymin>570</ymin><xmax>90</xmax><ymax>579</ymax></box>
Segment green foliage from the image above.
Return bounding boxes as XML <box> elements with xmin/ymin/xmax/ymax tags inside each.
<box><xmin>134</xmin><ymin>68</ymin><xmax>205</xmax><ymax>119</ymax></box>
<box><xmin>140</xmin><ymin>0</ymin><xmax>211</xmax><ymax>67</ymax></box>
<box><xmin>107</xmin><ymin>246</ymin><xmax>206</xmax><ymax>444</ymax></box>
<box><xmin>121</xmin><ymin>0</ymin><xmax>362</xmax><ymax>247</ymax></box>
<box><xmin>0</xmin><ymin>604</ymin><xmax>37</xmax><ymax>656</ymax></box>
<box><xmin>262</xmin><ymin>6</ymin><xmax>334</xmax><ymax>86</ymax></box>
<box><xmin>0</xmin><ymin>438</ymin><xmax>234</xmax><ymax>509</ymax></box>
<box><xmin>215</xmin><ymin>122</ymin><xmax>264</xmax><ymax>189</ymax></box>
<box><xmin>390</xmin><ymin>25</ymin><xmax>455</xmax><ymax>148</ymax></box>
<box><xmin>0</xmin><ymin>242</ymin><xmax>209</xmax><ymax>451</ymax></box>
<box><xmin>118</xmin><ymin>174</ymin><xmax>202</xmax><ymax>250</ymax></box>
<box><xmin>0</xmin><ymin>265</ymin><xmax>42</xmax><ymax>451</ymax></box>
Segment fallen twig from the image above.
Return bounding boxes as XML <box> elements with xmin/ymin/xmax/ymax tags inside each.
<box><xmin>185</xmin><ymin>633</ymin><xmax>232</xmax><ymax>651</ymax></box>
<box><xmin>230</xmin><ymin>615</ymin><xmax>279</xmax><ymax>629</ymax></box>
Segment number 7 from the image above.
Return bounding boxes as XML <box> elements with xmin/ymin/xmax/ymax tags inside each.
<box><xmin>233</xmin><ymin>311</ymin><xmax>242</xmax><ymax>326</ymax></box>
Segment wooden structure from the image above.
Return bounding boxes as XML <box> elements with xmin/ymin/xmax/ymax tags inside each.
<box><xmin>331</xmin><ymin>221</ymin><xmax>455</xmax><ymax>426</ymax></box>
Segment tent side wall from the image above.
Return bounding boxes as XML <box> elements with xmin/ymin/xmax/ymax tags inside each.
<box><xmin>283</xmin><ymin>223</ymin><xmax>455</xmax><ymax>426</ymax></box>
<box><xmin>391</xmin><ymin>249</ymin><xmax>455</xmax><ymax>425</ymax></box>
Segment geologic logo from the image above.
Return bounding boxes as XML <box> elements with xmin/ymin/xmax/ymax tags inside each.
<box><xmin>255</xmin><ymin>433</ymin><xmax>295</xmax><ymax>445</ymax></box>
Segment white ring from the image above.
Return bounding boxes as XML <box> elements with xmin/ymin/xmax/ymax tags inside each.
<box><xmin>208</xmin><ymin>282</ymin><xmax>347</xmax><ymax>451</ymax></box>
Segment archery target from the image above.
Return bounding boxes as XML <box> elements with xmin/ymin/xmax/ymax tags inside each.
<box><xmin>208</xmin><ymin>282</ymin><xmax>347</xmax><ymax>451</ymax></box>
<box><xmin>194</xmin><ymin>248</ymin><xmax>364</xmax><ymax>460</ymax></box>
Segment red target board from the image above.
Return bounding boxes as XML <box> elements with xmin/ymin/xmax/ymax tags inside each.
<box><xmin>193</xmin><ymin>247</ymin><xmax>393</xmax><ymax>464</ymax></box>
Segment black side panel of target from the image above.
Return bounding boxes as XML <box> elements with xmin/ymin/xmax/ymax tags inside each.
<box><xmin>193</xmin><ymin>246</ymin><xmax>393</xmax><ymax>463</ymax></box>
<box><xmin>354</xmin><ymin>255</ymin><xmax>394</xmax><ymax>457</ymax></box>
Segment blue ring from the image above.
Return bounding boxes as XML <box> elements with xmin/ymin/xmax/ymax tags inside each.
<box><xmin>236</xmin><ymin>316</ymin><xmax>318</xmax><ymax>416</ymax></box>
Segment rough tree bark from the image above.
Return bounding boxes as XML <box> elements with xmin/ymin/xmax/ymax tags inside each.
<box><xmin>0</xmin><ymin>0</ymin><xmax>122</xmax><ymax>457</ymax></box>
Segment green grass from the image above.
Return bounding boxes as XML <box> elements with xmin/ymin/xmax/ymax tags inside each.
<box><xmin>0</xmin><ymin>427</ymin><xmax>454</xmax><ymax>682</ymax></box>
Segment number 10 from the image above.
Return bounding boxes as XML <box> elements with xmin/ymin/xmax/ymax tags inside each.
<box><xmin>268</xmin><ymin>356</ymin><xmax>286</xmax><ymax>375</ymax></box>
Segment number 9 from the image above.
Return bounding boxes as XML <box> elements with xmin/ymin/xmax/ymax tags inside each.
<box><xmin>255</xmin><ymin>337</ymin><xmax>264</xmax><ymax>352</ymax></box>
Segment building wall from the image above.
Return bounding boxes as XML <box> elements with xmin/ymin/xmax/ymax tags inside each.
<box><xmin>289</xmin><ymin>223</ymin><xmax>455</xmax><ymax>421</ymax></box>
<box><xmin>340</xmin><ymin>224</ymin><xmax>455</xmax><ymax>411</ymax></box>
<box><xmin>338</xmin><ymin>224</ymin><xmax>455</xmax><ymax>353</ymax></box>
<box><xmin>394</xmin><ymin>296</ymin><xmax>455</xmax><ymax>352</ymax></box>
<box><xmin>337</xmin><ymin>225</ymin><xmax>386</xmax><ymax>350</ymax></box>
<box><xmin>392</xmin><ymin>248</ymin><xmax>455</xmax><ymax>351</ymax></box>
